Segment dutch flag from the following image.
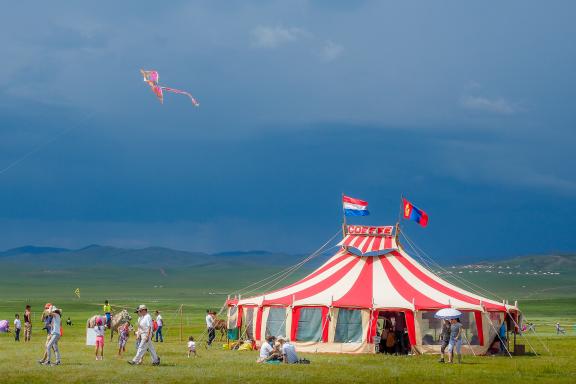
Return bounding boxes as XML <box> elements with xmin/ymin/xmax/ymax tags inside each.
<box><xmin>343</xmin><ymin>195</ymin><xmax>370</xmax><ymax>216</ymax></box>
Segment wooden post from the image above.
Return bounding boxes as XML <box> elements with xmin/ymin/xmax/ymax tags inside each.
<box><xmin>179</xmin><ymin>304</ymin><xmax>183</xmax><ymax>342</ymax></box>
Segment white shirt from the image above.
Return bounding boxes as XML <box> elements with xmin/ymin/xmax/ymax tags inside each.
<box><xmin>206</xmin><ymin>314</ymin><xmax>214</xmax><ymax>328</ymax></box>
<box><xmin>138</xmin><ymin>313</ymin><xmax>153</xmax><ymax>339</ymax></box>
<box><xmin>282</xmin><ymin>342</ymin><xmax>298</xmax><ymax>363</ymax></box>
<box><xmin>259</xmin><ymin>342</ymin><xmax>273</xmax><ymax>359</ymax></box>
<box><xmin>14</xmin><ymin>319</ymin><xmax>21</xmax><ymax>329</ymax></box>
<box><xmin>187</xmin><ymin>340</ymin><xmax>196</xmax><ymax>350</ymax></box>
<box><xmin>156</xmin><ymin>314</ymin><xmax>163</xmax><ymax>327</ymax></box>
<box><xmin>94</xmin><ymin>325</ymin><xmax>105</xmax><ymax>337</ymax></box>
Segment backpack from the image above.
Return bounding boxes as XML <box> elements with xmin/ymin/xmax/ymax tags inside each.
<box><xmin>153</xmin><ymin>320</ymin><xmax>158</xmax><ymax>331</ymax></box>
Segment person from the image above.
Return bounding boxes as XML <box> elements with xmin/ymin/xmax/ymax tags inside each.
<box><xmin>24</xmin><ymin>305</ymin><xmax>32</xmax><ymax>342</ymax></box>
<box><xmin>385</xmin><ymin>327</ymin><xmax>396</xmax><ymax>355</ymax></box>
<box><xmin>499</xmin><ymin>322</ymin><xmax>507</xmax><ymax>354</ymax></box>
<box><xmin>257</xmin><ymin>336</ymin><xmax>276</xmax><ymax>363</ymax></box>
<box><xmin>446</xmin><ymin>318</ymin><xmax>463</xmax><ymax>364</ymax></box>
<box><xmin>14</xmin><ymin>314</ymin><xmax>21</xmax><ymax>341</ymax></box>
<box><xmin>43</xmin><ymin>306</ymin><xmax>62</xmax><ymax>366</ymax></box>
<box><xmin>438</xmin><ymin>320</ymin><xmax>451</xmax><ymax>363</ymax></box>
<box><xmin>66</xmin><ymin>317</ymin><xmax>72</xmax><ymax>326</ymax></box>
<box><xmin>38</xmin><ymin>303</ymin><xmax>55</xmax><ymax>365</ymax></box>
<box><xmin>128</xmin><ymin>305</ymin><xmax>160</xmax><ymax>366</ymax></box>
<box><xmin>206</xmin><ymin>309</ymin><xmax>215</xmax><ymax>347</ymax></box>
<box><xmin>379</xmin><ymin>327</ymin><xmax>389</xmax><ymax>353</ymax></box>
<box><xmin>103</xmin><ymin>300</ymin><xmax>112</xmax><ymax>329</ymax></box>
<box><xmin>94</xmin><ymin>317</ymin><xmax>105</xmax><ymax>360</ymax></box>
<box><xmin>394</xmin><ymin>313</ymin><xmax>406</xmax><ymax>355</ymax></box>
<box><xmin>155</xmin><ymin>310</ymin><xmax>163</xmax><ymax>342</ymax></box>
<box><xmin>278</xmin><ymin>337</ymin><xmax>298</xmax><ymax>364</ymax></box>
<box><xmin>118</xmin><ymin>322</ymin><xmax>130</xmax><ymax>357</ymax></box>
<box><xmin>187</xmin><ymin>336</ymin><xmax>197</xmax><ymax>358</ymax></box>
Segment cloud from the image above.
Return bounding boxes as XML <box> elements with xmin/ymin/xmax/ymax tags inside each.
<box><xmin>460</xmin><ymin>95</ymin><xmax>517</xmax><ymax>115</ymax></box>
<box><xmin>251</xmin><ymin>25</ymin><xmax>307</xmax><ymax>48</ymax></box>
<box><xmin>319</xmin><ymin>40</ymin><xmax>344</xmax><ymax>61</ymax></box>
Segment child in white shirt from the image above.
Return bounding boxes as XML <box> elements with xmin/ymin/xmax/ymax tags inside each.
<box><xmin>187</xmin><ymin>336</ymin><xmax>197</xmax><ymax>357</ymax></box>
<box><xmin>14</xmin><ymin>314</ymin><xmax>21</xmax><ymax>342</ymax></box>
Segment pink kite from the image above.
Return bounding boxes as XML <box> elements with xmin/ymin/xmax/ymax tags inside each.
<box><xmin>140</xmin><ymin>69</ymin><xmax>200</xmax><ymax>107</ymax></box>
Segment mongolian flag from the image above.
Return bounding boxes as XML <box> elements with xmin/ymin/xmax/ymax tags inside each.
<box><xmin>402</xmin><ymin>198</ymin><xmax>429</xmax><ymax>227</ymax></box>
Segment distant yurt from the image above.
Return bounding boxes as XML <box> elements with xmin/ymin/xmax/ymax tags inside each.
<box><xmin>226</xmin><ymin>224</ymin><xmax>521</xmax><ymax>354</ymax></box>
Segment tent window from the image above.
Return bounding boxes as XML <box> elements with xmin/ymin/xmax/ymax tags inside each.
<box><xmin>243</xmin><ymin>308</ymin><xmax>254</xmax><ymax>340</ymax></box>
<box><xmin>335</xmin><ymin>308</ymin><xmax>363</xmax><ymax>343</ymax></box>
<box><xmin>460</xmin><ymin>312</ymin><xmax>480</xmax><ymax>345</ymax></box>
<box><xmin>265</xmin><ymin>307</ymin><xmax>287</xmax><ymax>338</ymax></box>
<box><xmin>296</xmin><ymin>307</ymin><xmax>323</xmax><ymax>342</ymax></box>
<box><xmin>419</xmin><ymin>311</ymin><xmax>443</xmax><ymax>345</ymax></box>
<box><xmin>228</xmin><ymin>306</ymin><xmax>238</xmax><ymax>330</ymax></box>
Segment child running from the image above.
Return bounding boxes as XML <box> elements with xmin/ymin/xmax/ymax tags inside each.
<box><xmin>118</xmin><ymin>322</ymin><xmax>130</xmax><ymax>357</ymax></box>
<box><xmin>94</xmin><ymin>317</ymin><xmax>105</xmax><ymax>360</ymax></box>
<box><xmin>187</xmin><ymin>336</ymin><xmax>197</xmax><ymax>358</ymax></box>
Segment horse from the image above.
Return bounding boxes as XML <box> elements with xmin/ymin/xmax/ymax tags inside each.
<box><xmin>87</xmin><ymin>309</ymin><xmax>131</xmax><ymax>340</ymax></box>
<box><xmin>214</xmin><ymin>318</ymin><xmax>227</xmax><ymax>340</ymax></box>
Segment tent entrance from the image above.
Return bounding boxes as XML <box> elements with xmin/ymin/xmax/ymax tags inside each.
<box><xmin>377</xmin><ymin>311</ymin><xmax>411</xmax><ymax>355</ymax></box>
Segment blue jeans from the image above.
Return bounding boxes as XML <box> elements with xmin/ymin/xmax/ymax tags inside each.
<box><xmin>155</xmin><ymin>326</ymin><xmax>163</xmax><ymax>342</ymax></box>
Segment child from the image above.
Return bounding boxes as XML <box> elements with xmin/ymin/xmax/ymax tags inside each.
<box><xmin>187</xmin><ymin>336</ymin><xmax>197</xmax><ymax>357</ymax></box>
<box><xmin>14</xmin><ymin>314</ymin><xmax>21</xmax><ymax>341</ymax></box>
<box><xmin>94</xmin><ymin>317</ymin><xmax>105</xmax><ymax>360</ymax></box>
<box><xmin>118</xmin><ymin>322</ymin><xmax>130</xmax><ymax>357</ymax></box>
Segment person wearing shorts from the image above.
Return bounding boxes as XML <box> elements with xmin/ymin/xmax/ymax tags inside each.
<box><xmin>94</xmin><ymin>317</ymin><xmax>105</xmax><ymax>360</ymax></box>
<box><xmin>446</xmin><ymin>318</ymin><xmax>463</xmax><ymax>364</ymax></box>
<box><xmin>24</xmin><ymin>305</ymin><xmax>32</xmax><ymax>342</ymax></box>
<box><xmin>438</xmin><ymin>320</ymin><xmax>451</xmax><ymax>363</ymax></box>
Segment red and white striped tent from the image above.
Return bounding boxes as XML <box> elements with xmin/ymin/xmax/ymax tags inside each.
<box><xmin>227</xmin><ymin>225</ymin><xmax>520</xmax><ymax>354</ymax></box>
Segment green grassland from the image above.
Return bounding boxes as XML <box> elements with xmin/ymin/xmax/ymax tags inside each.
<box><xmin>0</xmin><ymin>249</ymin><xmax>575</xmax><ymax>383</ymax></box>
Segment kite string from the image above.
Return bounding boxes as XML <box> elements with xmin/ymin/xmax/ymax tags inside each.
<box><xmin>0</xmin><ymin>111</ymin><xmax>95</xmax><ymax>177</ymax></box>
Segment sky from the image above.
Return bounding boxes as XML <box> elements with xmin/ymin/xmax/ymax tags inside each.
<box><xmin>1</xmin><ymin>1</ymin><xmax>575</xmax><ymax>262</ymax></box>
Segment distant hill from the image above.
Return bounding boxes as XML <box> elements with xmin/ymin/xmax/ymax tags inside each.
<box><xmin>0</xmin><ymin>244</ymin><xmax>305</xmax><ymax>269</ymax></box>
<box><xmin>447</xmin><ymin>253</ymin><xmax>576</xmax><ymax>274</ymax></box>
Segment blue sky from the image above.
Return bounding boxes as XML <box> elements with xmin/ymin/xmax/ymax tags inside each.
<box><xmin>1</xmin><ymin>1</ymin><xmax>575</xmax><ymax>262</ymax></box>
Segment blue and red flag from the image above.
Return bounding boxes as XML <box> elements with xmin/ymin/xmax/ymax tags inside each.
<box><xmin>343</xmin><ymin>195</ymin><xmax>369</xmax><ymax>216</ymax></box>
<box><xmin>402</xmin><ymin>198</ymin><xmax>428</xmax><ymax>227</ymax></box>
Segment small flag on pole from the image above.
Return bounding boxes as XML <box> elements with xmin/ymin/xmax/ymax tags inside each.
<box><xmin>74</xmin><ymin>288</ymin><xmax>81</xmax><ymax>298</ymax></box>
<box><xmin>343</xmin><ymin>195</ymin><xmax>370</xmax><ymax>216</ymax></box>
<box><xmin>402</xmin><ymin>198</ymin><xmax>428</xmax><ymax>227</ymax></box>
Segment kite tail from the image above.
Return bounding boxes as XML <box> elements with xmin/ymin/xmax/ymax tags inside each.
<box><xmin>161</xmin><ymin>86</ymin><xmax>200</xmax><ymax>107</ymax></box>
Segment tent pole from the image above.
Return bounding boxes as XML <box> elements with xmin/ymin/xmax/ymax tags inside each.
<box><xmin>342</xmin><ymin>192</ymin><xmax>347</xmax><ymax>239</ymax></box>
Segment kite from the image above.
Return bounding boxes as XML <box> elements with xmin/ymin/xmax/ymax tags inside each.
<box><xmin>140</xmin><ymin>69</ymin><xmax>200</xmax><ymax>107</ymax></box>
<box><xmin>74</xmin><ymin>288</ymin><xmax>81</xmax><ymax>298</ymax></box>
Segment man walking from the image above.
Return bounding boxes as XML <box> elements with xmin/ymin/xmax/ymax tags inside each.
<box><xmin>205</xmin><ymin>309</ymin><xmax>215</xmax><ymax>347</ymax></box>
<box><xmin>129</xmin><ymin>305</ymin><xmax>160</xmax><ymax>366</ymax></box>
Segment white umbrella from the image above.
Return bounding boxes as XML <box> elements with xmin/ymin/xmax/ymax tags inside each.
<box><xmin>434</xmin><ymin>308</ymin><xmax>462</xmax><ymax>320</ymax></box>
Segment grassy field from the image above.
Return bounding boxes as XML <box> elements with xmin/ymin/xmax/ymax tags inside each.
<box><xmin>1</xmin><ymin>258</ymin><xmax>576</xmax><ymax>383</ymax></box>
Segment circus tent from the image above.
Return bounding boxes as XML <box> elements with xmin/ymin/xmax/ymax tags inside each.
<box><xmin>226</xmin><ymin>225</ymin><xmax>520</xmax><ymax>354</ymax></box>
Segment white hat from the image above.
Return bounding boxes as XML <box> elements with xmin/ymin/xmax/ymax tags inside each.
<box><xmin>277</xmin><ymin>336</ymin><xmax>287</xmax><ymax>342</ymax></box>
<box><xmin>135</xmin><ymin>304</ymin><xmax>147</xmax><ymax>313</ymax></box>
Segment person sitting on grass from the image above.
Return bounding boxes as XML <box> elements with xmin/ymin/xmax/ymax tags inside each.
<box><xmin>66</xmin><ymin>317</ymin><xmax>72</xmax><ymax>326</ymax></box>
<box><xmin>277</xmin><ymin>337</ymin><xmax>298</xmax><ymax>364</ymax></box>
<box><xmin>187</xmin><ymin>336</ymin><xmax>197</xmax><ymax>358</ymax></box>
<box><xmin>257</xmin><ymin>336</ymin><xmax>277</xmax><ymax>363</ymax></box>
<box><xmin>118</xmin><ymin>322</ymin><xmax>130</xmax><ymax>357</ymax></box>
<box><xmin>94</xmin><ymin>317</ymin><xmax>105</xmax><ymax>360</ymax></box>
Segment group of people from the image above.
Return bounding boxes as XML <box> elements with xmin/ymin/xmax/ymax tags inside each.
<box><xmin>11</xmin><ymin>305</ymin><xmax>32</xmax><ymax>342</ymax></box>
<box><xmin>257</xmin><ymin>335</ymin><xmax>299</xmax><ymax>364</ymax></box>
<box><xmin>378</xmin><ymin>314</ymin><xmax>412</xmax><ymax>355</ymax></box>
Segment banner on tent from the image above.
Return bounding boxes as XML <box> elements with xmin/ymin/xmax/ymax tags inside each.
<box><xmin>346</xmin><ymin>225</ymin><xmax>394</xmax><ymax>236</ymax></box>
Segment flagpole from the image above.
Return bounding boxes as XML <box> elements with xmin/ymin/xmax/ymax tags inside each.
<box><xmin>395</xmin><ymin>194</ymin><xmax>404</xmax><ymax>241</ymax></box>
<box><xmin>341</xmin><ymin>192</ymin><xmax>347</xmax><ymax>239</ymax></box>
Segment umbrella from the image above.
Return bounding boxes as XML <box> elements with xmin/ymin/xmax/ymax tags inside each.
<box><xmin>434</xmin><ymin>308</ymin><xmax>462</xmax><ymax>320</ymax></box>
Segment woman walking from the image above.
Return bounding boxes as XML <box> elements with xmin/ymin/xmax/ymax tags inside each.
<box><xmin>43</xmin><ymin>306</ymin><xmax>62</xmax><ymax>366</ymax></box>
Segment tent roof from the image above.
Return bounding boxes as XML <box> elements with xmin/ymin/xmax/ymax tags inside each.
<box><xmin>237</xmin><ymin>245</ymin><xmax>510</xmax><ymax>312</ymax></box>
